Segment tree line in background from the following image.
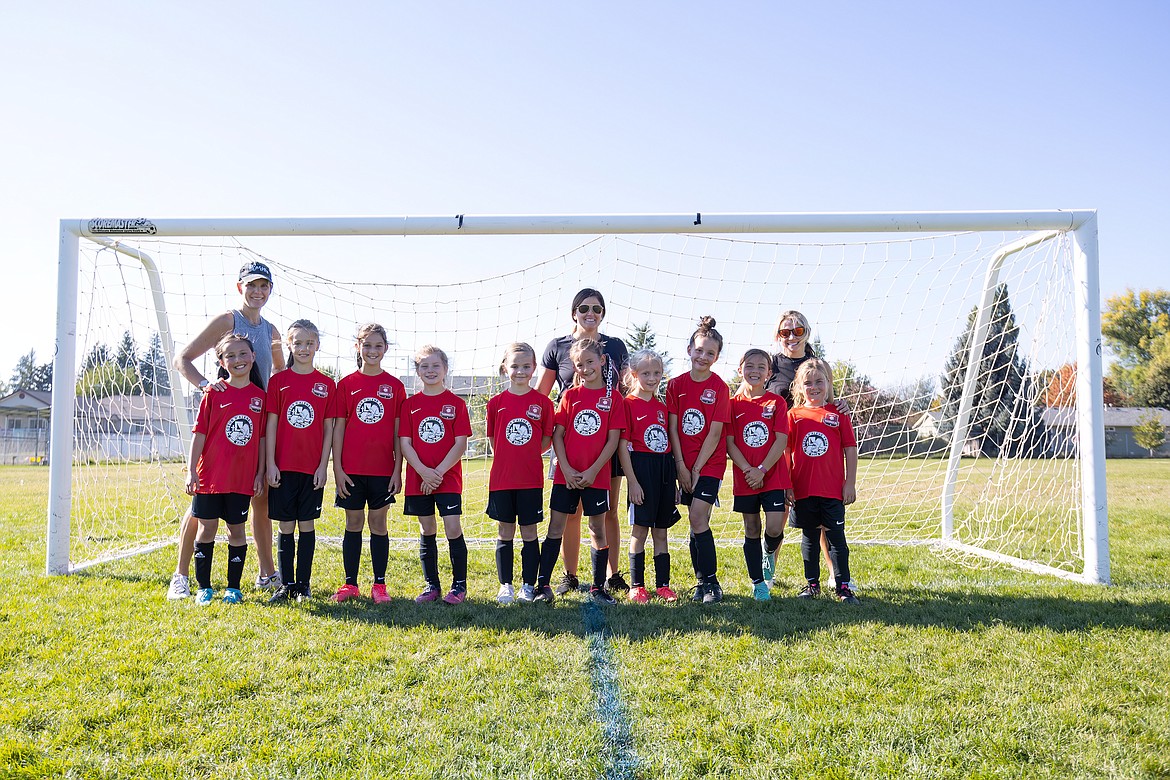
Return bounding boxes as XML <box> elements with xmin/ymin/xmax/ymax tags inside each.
<box><xmin>0</xmin><ymin>331</ymin><xmax>170</xmax><ymax>399</ymax></box>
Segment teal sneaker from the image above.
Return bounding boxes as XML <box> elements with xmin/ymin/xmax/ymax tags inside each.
<box><xmin>761</xmin><ymin>545</ymin><xmax>777</xmax><ymax>588</ymax></box>
<box><xmin>195</xmin><ymin>588</ymin><xmax>215</xmax><ymax>606</ymax></box>
<box><xmin>222</xmin><ymin>588</ymin><xmax>244</xmax><ymax>605</ymax></box>
<box><xmin>752</xmin><ymin>581</ymin><xmax>771</xmax><ymax>601</ymax></box>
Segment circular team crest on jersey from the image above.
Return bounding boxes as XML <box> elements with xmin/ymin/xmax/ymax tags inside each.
<box><xmin>418</xmin><ymin>416</ymin><xmax>445</xmax><ymax>444</ymax></box>
<box><xmin>573</xmin><ymin>409</ymin><xmax>602</xmax><ymax>436</ymax></box>
<box><xmin>286</xmin><ymin>400</ymin><xmax>315</xmax><ymax>429</ymax></box>
<box><xmin>505</xmin><ymin>417</ymin><xmax>534</xmax><ymax>446</ymax></box>
<box><xmin>743</xmin><ymin>421</ymin><xmax>770</xmax><ymax>448</ymax></box>
<box><xmin>644</xmin><ymin>424</ymin><xmax>669</xmax><ymax>453</ymax></box>
<box><xmin>802</xmin><ymin>431</ymin><xmax>830</xmax><ymax>458</ymax></box>
<box><xmin>225</xmin><ymin>414</ymin><xmax>254</xmax><ymax>446</ymax></box>
<box><xmin>681</xmin><ymin>408</ymin><xmax>706</xmax><ymax>437</ymax></box>
<box><xmin>356</xmin><ymin>397</ymin><xmax>384</xmax><ymax>424</ymax></box>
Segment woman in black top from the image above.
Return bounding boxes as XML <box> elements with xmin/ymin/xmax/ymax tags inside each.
<box><xmin>536</xmin><ymin>288</ymin><xmax>630</xmax><ymax>595</ymax></box>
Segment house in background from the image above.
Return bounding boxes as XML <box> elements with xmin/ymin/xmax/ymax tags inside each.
<box><xmin>0</xmin><ymin>388</ymin><xmax>51</xmax><ymax>463</ymax></box>
<box><xmin>1042</xmin><ymin>406</ymin><xmax>1170</xmax><ymax>458</ymax></box>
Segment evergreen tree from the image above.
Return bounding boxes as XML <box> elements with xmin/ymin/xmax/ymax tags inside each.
<box><xmin>9</xmin><ymin>350</ymin><xmax>53</xmax><ymax>392</ymax></box>
<box><xmin>138</xmin><ymin>332</ymin><xmax>170</xmax><ymax>396</ymax></box>
<box><xmin>82</xmin><ymin>343</ymin><xmax>111</xmax><ymax>372</ymax></box>
<box><xmin>114</xmin><ymin>331</ymin><xmax>138</xmax><ymax>370</ymax></box>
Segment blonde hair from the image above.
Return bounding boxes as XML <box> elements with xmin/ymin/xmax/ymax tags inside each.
<box><xmin>791</xmin><ymin>358</ymin><xmax>834</xmax><ymax>406</ymax></box>
<box><xmin>775</xmin><ymin>310</ymin><xmax>811</xmax><ymax>341</ymax></box>
<box><xmin>498</xmin><ymin>342</ymin><xmax>536</xmax><ymax>377</ymax></box>
<box><xmin>414</xmin><ymin>344</ymin><xmax>450</xmax><ymax>370</ymax></box>
<box><xmin>353</xmin><ymin>322</ymin><xmax>389</xmax><ymax>368</ymax></box>
<box><xmin>688</xmin><ymin>315</ymin><xmax>723</xmax><ymax>353</ymax></box>
<box><xmin>624</xmin><ymin>348</ymin><xmax>664</xmax><ymax>387</ymax></box>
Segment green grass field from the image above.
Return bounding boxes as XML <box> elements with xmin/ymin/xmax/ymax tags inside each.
<box><xmin>2</xmin><ymin>461</ymin><xmax>1169</xmax><ymax>779</ymax></box>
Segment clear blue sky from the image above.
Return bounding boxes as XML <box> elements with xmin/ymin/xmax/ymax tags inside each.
<box><xmin>2</xmin><ymin>1</ymin><xmax>1167</xmax><ymax>380</ymax></box>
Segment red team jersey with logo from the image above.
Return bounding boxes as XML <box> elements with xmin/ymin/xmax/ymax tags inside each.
<box><xmin>622</xmin><ymin>394</ymin><xmax>671</xmax><ymax>455</ymax></box>
<box><xmin>486</xmin><ymin>389</ymin><xmax>555</xmax><ymax>491</ymax></box>
<box><xmin>554</xmin><ymin>385</ymin><xmax>626</xmax><ymax>489</ymax></box>
<box><xmin>399</xmin><ymin>389</ymin><xmax>473</xmax><ymax>496</ymax></box>
<box><xmin>328</xmin><ymin>370</ymin><xmax>405</xmax><ymax>477</ymax></box>
<box><xmin>266</xmin><ymin>368</ymin><xmax>336</xmax><ymax>474</ymax></box>
<box><xmin>192</xmin><ymin>382</ymin><xmax>266</xmax><ymax>495</ymax></box>
<box><xmin>666</xmin><ymin>372</ymin><xmax>731</xmax><ymax>479</ymax></box>
<box><xmin>729</xmin><ymin>391</ymin><xmax>792</xmax><ymax>495</ymax></box>
<box><xmin>786</xmin><ymin>404</ymin><xmax>857</xmax><ymax>500</ymax></box>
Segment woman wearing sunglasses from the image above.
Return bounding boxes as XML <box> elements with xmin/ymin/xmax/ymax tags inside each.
<box><xmin>537</xmin><ymin>288</ymin><xmax>630</xmax><ymax>597</ymax></box>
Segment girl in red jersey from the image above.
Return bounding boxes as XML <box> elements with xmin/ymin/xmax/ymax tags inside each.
<box><xmin>264</xmin><ymin>320</ymin><xmax>336</xmax><ymax>604</ymax></box>
<box><xmin>329</xmin><ymin>323</ymin><xmax>406</xmax><ymax>605</ymax></box>
<box><xmin>187</xmin><ymin>333</ymin><xmax>267</xmax><ymax>606</ymax></box>
<box><xmin>785</xmin><ymin>358</ymin><xmax>860</xmax><ymax>604</ymax></box>
<box><xmin>485</xmin><ymin>343</ymin><xmax>555</xmax><ymax>604</ymax></box>
<box><xmin>400</xmin><ymin>345</ymin><xmax>473</xmax><ymax>605</ymax></box>
<box><xmin>726</xmin><ymin>349</ymin><xmax>791</xmax><ymax>601</ymax></box>
<box><xmin>617</xmin><ymin>349</ymin><xmax>680</xmax><ymax>604</ymax></box>
<box><xmin>541</xmin><ymin>338</ymin><xmax>626</xmax><ymax>606</ymax></box>
<box><xmin>667</xmin><ymin>316</ymin><xmax>731</xmax><ymax>604</ymax></box>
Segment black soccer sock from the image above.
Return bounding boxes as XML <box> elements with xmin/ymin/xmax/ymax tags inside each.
<box><xmin>696</xmin><ymin>529</ymin><xmax>718</xmax><ymax>583</ymax></box>
<box><xmin>743</xmin><ymin>536</ymin><xmax>764</xmax><ymax>584</ymax></box>
<box><xmin>419</xmin><ymin>534</ymin><xmax>440</xmax><ymax>587</ymax></box>
<box><xmin>449</xmin><ymin>534</ymin><xmax>468</xmax><ymax>586</ymax></box>
<box><xmin>342</xmin><ymin>530</ymin><xmax>362</xmax><ymax>585</ymax></box>
<box><xmin>226</xmin><ymin>544</ymin><xmax>248</xmax><ymax>590</ymax></box>
<box><xmin>370</xmin><ymin>533</ymin><xmax>389</xmax><ymax>585</ymax></box>
<box><xmin>278</xmin><ymin>532</ymin><xmax>295</xmax><ymax>584</ymax></box>
<box><xmin>591</xmin><ymin>546</ymin><xmax>608</xmax><ymax>589</ymax></box>
<box><xmin>653</xmin><ymin>552</ymin><xmax>671</xmax><ymax>589</ymax></box>
<box><xmin>801</xmin><ymin>527</ymin><xmax>821</xmax><ymax>583</ymax></box>
<box><xmin>688</xmin><ymin>532</ymin><xmax>702</xmax><ymax>581</ymax></box>
<box><xmin>495</xmin><ymin>539</ymin><xmax>514</xmax><ymax>585</ymax></box>
<box><xmin>296</xmin><ymin>530</ymin><xmax>316</xmax><ymax>589</ymax></box>
<box><xmin>194</xmin><ymin>540</ymin><xmax>215</xmax><ymax>589</ymax></box>
<box><xmin>536</xmin><ymin>536</ymin><xmax>562</xmax><ymax>587</ymax></box>
<box><xmin>629</xmin><ymin>551</ymin><xmax>646</xmax><ymax>588</ymax></box>
<box><xmin>520</xmin><ymin>539</ymin><xmax>541</xmax><ymax>586</ymax></box>
<box><xmin>765</xmin><ymin>532</ymin><xmax>784</xmax><ymax>555</ymax></box>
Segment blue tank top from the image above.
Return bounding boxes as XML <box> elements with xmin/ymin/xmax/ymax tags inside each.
<box><xmin>231</xmin><ymin>310</ymin><xmax>275</xmax><ymax>389</ymax></box>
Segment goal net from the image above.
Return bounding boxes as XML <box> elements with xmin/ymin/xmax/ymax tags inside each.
<box><xmin>48</xmin><ymin>213</ymin><xmax>1108</xmax><ymax>583</ymax></box>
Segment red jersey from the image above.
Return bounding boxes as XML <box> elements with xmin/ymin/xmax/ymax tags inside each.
<box><xmin>622</xmin><ymin>394</ymin><xmax>670</xmax><ymax>455</ymax></box>
<box><xmin>554</xmin><ymin>385</ymin><xmax>626</xmax><ymax>489</ymax></box>
<box><xmin>328</xmin><ymin>370</ymin><xmax>405</xmax><ymax>477</ymax></box>
<box><xmin>729</xmin><ymin>391</ymin><xmax>792</xmax><ymax>495</ymax></box>
<box><xmin>266</xmin><ymin>368</ymin><xmax>336</xmax><ymax>474</ymax></box>
<box><xmin>786</xmin><ymin>404</ymin><xmax>857</xmax><ymax>500</ymax></box>
<box><xmin>486</xmin><ymin>389</ymin><xmax>555</xmax><ymax>491</ymax></box>
<box><xmin>666</xmin><ymin>371</ymin><xmax>731</xmax><ymax>479</ymax></box>
<box><xmin>399</xmin><ymin>389</ymin><xmax>473</xmax><ymax>496</ymax></box>
<box><xmin>192</xmin><ymin>382</ymin><xmax>266</xmax><ymax>495</ymax></box>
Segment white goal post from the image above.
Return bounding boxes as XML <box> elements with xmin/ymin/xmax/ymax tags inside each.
<box><xmin>48</xmin><ymin>211</ymin><xmax>1109</xmax><ymax>584</ymax></box>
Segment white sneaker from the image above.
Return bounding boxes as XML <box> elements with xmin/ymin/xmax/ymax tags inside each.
<box><xmin>496</xmin><ymin>583</ymin><xmax>516</xmax><ymax>605</ymax></box>
<box><xmin>166</xmin><ymin>573</ymin><xmax>190</xmax><ymax>600</ymax></box>
<box><xmin>255</xmin><ymin>572</ymin><xmax>282</xmax><ymax>591</ymax></box>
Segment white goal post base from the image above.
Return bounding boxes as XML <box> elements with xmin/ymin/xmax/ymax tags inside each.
<box><xmin>49</xmin><ymin>211</ymin><xmax>1109</xmax><ymax>584</ymax></box>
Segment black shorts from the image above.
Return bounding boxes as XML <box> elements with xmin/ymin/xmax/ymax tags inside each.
<box><xmin>550</xmin><ymin>484</ymin><xmax>610</xmax><ymax>516</ymax></box>
<box><xmin>792</xmin><ymin>496</ymin><xmax>846</xmax><ymax>530</ymax></box>
<box><xmin>733</xmin><ymin>489</ymin><xmax>788</xmax><ymax>515</ymax></box>
<box><xmin>192</xmin><ymin>492</ymin><xmax>252</xmax><ymax>525</ymax></box>
<box><xmin>680</xmin><ymin>475</ymin><xmax>722</xmax><ymax>507</ymax></box>
<box><xmin>403</xmin><ymin>492</ymin><xmax>463</xmax><ymax>517</ymax></box>
<box><xmin>487</xmin><ymin>488</ymin><xmax>545</xmax><ymax>526</ymax></box>
<box><xmin>627</xmin><ymin>451</ymin><xmax>681</xmax><ymax>528</ymax></box>
<box><xmin>268</xmin><ymin>471</ymin><xmax>325</xmax><ymax>522</ymax></box>
<box><xmin>335</xmin><ymin>474</ymin><xmax>396</xmax><ymax>511</ymax></box>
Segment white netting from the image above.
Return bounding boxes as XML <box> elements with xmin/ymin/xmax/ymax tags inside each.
<box><xmin>66</xmin><ymin>230</ymin><xmax>1084</xmax><ymax>577</ymax></box>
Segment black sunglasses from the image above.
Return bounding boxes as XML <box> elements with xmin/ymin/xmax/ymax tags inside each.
<box><xmin>576</xmin><ymin>304</ymin><xmax>604</xmax><ymax>315</ymax></box>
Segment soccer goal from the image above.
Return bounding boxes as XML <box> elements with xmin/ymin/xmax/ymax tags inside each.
<box><xmin>47</xmin><ymin>211</ymin><xmax>1109</xmax><ymax>584</ymax></box>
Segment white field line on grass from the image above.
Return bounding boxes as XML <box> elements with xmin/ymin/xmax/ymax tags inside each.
<box><xmin>581</xmin><ymin>601</ymin><xmax>639</xmax><ymax>780</ymax></box>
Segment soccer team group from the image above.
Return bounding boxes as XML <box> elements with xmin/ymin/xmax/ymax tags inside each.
<box><xmin>166</xmin><ymin>261</ymin><xmax>861</xmax><ymax>608</ymax></box>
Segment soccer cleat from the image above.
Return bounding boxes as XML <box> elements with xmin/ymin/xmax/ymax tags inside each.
<box><xmin>496</xmin><ymin>583</ymin><xmax>516</xmax><ymax>605</ymax></box>
<box><xmin>752</xmin><ymin>581</ymin><xmax>771</xmax><ymax>601</ymax></box>
<box><xmin>689</xmin><ymin>583</ymin><xmax>707</xmax><ymax>603</ymax></box>
<box><xmin>517</xmin><ymin>584</ymin><xmax>537</xmax><ymax>603</ymax></box>
<box><xmin>606</xmin><ymin>571</ymin><xmax>630</xmax><ymax>593</ymax></box>
<box><xmin>628</xmin><ymin>586</ymin><xmax>651</xmax><ymax>604</ymax></box>
<box><xmin>370</xmin><ymin>583</ymin><xmax>392</xmax><ymax>604</ymax></box>
<box><xmin>166</xmin><ymin>573</ymin><xmax>190</xmax><ymax>601</ymax></box>
<box><xmin>267</xmin><ymin>584</ymin><xmax>296</xmax><ymax>604</ymax></box>
<box><xmin>222</xmin><ymin>588</ymin><xmax>244</xmax><ymax>605</ymax></box>
<box><xmin>415</xmin><ymin>584</ymin><xmax>442</xmax><ymax>603</ymax></box>
<box><xmin>442</xmin><ymin>584</ymin><xmax>467</xmax><ymax>605</ymax></box>
<box><xmin>702</xmin><ymin>578</ymin><xmax>724</xmax><ymax>604</ymax></box>
<box><xmin>797</xmin><ymin>582</ymin><xmax>821</xmax><ymax>599</ymax></box>
<box><xmin>294</xmin><ymin>584</ymin><xmax>311</xmax><ymax>603</ymax></box>
<box><xmin>534</xmin><ymin>585</ymin><xmax>556</xmax><ymax>604</ymax></box>
<box><xmin>836</xmin><ymin>584</ymin><xmax>860</xmax><ymax>605</ymax></box>
<box><xmin>255</xmin><ymin>572</ymin><xmax>282</xmax><ymax>591</ymax></box>
<box><xmin>761</xmin><ymin>546</ymin><xmax>777</xmax><ymax>589</ymax></box>
<box><xmin>332</xmin><ymin>583</ymin><xmax>362</xmax><ymax>603</ymax></box>
<box><xmin>590</xmin><ymin>586</ymin><xmax>618</xmax><ymax>606</ymax></box>
<box><xmin>655</xmin><ymin>586</ymin><xmax>679</xmax><ymax>603</ymax></box>
<box><xmin>195</xmin><ymin>587</ymin><xmax>215</xmax><ymax>606</ymax></box>
<box><xmin>553</xmin><ymin>572</ymin><xmax>580</xmax><ymax>597</ymax></box>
